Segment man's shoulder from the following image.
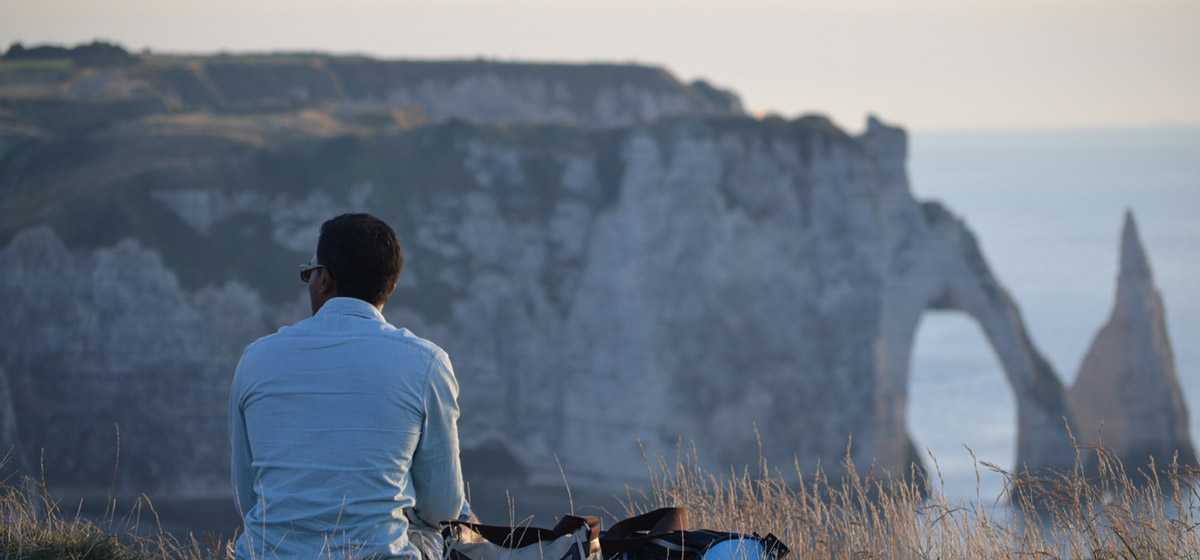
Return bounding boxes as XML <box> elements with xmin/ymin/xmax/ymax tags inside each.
<box><xmin>238</xmin><ymin>329</ymin><xmax>278</xmax><ymax>358</ymax></box>
<box><xmin>239</xmin><ymin>321</ymin><xmax>302</xmax><ymax>354</ymax></box>
<box><xmin>237</xmin><ymin>314</ymin><xmax>451</xmax><ymax>374</ymax></box>
<box><xmin>248</xmin><ymin>319</ymin><xmax>447</xmax><ymax>358</ymax></box>
<box><xmin>374</xmin><ymin>326</ymin><xmax>448</xmax><ymax>361</ymax></box>
<box><xmin>236</xmin><ymin>318</ymin><xmax>324</xmax><ymax>365</ymax></box>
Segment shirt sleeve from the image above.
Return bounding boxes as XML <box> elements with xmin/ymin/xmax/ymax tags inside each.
<box><xmin>409</xmin><ymin>350</ymin><xmax>471</xmax><ymax>528</ymax></box>
<box><xmin>229</xmin><ymin>352</ymin><xmax>257</xmax><ymax>517</ymax></box>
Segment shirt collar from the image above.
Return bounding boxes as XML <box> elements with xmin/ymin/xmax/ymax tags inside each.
<box><xmin>316</xmin><ymin>297</ymin><xmax>387</xmax><ymax>322</ymax></box>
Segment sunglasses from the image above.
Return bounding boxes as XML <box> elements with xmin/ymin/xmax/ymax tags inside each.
<box><xmin>299</xmin><ymin>263</ymin><xmax>328</xmax><ymax>283</ymax></box>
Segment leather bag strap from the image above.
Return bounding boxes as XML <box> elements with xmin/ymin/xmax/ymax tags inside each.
<box><xmin>443</xmin><ymin>515</ymin><xmax>601</xmax><ymax>548</ymax></box>
<box><xmin>600</xmin><ymin>508</ymin><xmax>689</xmax><ymax>553</ymax></box>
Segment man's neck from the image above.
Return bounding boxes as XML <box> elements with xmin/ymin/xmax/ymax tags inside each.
<box><xmin>313</xmin><ymin>296</ymin><xmax>385</xmax><ymax>315</ymax></box>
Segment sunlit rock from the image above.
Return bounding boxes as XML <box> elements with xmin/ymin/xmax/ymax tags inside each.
<box><xmin>1068</xmin><ymin>211</ymin><xmax>1197</xmax><ymax>472</ymax></box>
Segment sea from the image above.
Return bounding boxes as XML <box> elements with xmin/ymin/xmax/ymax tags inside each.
<box><xmin>904</xmin><ymin>125</ymin><xmax>1200</xmax><ymax>505</ymax></box>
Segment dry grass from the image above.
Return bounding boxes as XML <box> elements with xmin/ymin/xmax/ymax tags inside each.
<box><xmin>0</xmin><ymin>473</ymin><xmax>230</xmax><ymax>560</ymax></box>
<box><xmin>4</xmin><ymin>437</ymin><xmax>1198</xmax><ymax>559</ymax></box>
<box><xmin>620</xmin><ymin>439</ymin><xmax>1200</xmax><ymax>559</ymax></box>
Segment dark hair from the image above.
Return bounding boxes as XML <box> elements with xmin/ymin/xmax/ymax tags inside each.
<box><xmin>316</xmin><ymin>213</ymin><xmax>403</xmax><ymax>306</ymax></box>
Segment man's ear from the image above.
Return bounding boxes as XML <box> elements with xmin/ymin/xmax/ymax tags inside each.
<box><xmin>317</xmin><ymin>270</ymin><xmax>337</xmax><ymax>295</ymax></box>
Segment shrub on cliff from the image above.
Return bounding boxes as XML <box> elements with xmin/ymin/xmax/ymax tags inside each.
<box><xmin>3</xmin><ymin>41</ymin><xmax>134</xmax><ymax>66</ymax></box>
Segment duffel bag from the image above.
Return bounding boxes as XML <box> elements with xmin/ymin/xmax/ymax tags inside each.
<box><xmin>600</xmin><ymin>508</ymin><xmax>788</xmax><ymax>560</ymax></box>
<box><xmin>442</xmin><ymin>515</ymin><xmax>603</xmax><ymax>560</ymax></box>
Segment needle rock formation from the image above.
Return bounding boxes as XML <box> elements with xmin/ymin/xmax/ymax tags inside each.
<box><xmin>1069</xmin><ymin>211</ymin><xmax>1197</xmax><ymax>473</ymax></box>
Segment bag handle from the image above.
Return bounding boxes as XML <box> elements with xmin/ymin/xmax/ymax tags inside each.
<box><xmin>600</xmin><ymin>507</ymin><xmax>688</xmax><ymax>552</ymax></box>
<box><xmin>604</xmin><ymin>508</ymin><xmax>688</xmax><ymax>539</ymax></box>
<box><xmin>442</xmin><ymin>515</ymin><xmax>601</xmax><ymax>548</ymax></box>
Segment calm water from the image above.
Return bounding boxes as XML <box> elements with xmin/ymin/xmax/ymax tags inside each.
<box><xmin>905</xmin><ymin>126</ymin><xmax>1200</xmax><ymax>502</ymax></box>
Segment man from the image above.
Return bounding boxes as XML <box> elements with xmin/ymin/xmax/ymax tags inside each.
<box><xmin>230</xmin><ymin>213</ymin><xmax>471</xmax><ymax>559</ymax></box>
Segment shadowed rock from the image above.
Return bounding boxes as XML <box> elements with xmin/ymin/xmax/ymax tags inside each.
<box><xmin>1069</xmin><ymin>211</ymin><xmax>1197</xmax><ymax>473</ymax></box>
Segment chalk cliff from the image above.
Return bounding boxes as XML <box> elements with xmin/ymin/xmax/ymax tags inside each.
<box><xmin>0</xmin><ymin>51</ymin><xmax>1180</xmax><ymax>509</ymax></box>
<box><xmin>863</xmin><ymin>118</ymin><xmax>1076</xmax><ymax>475</ymax></box>
<box><xmin>1069</xmin><ymin>212</ymin><xmax>1197</xmax><ymax>472</ymax></box>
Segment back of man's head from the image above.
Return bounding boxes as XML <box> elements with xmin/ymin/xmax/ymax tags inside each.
<box><xmin>317</xmin><ymin>213</ymin><xmax>403</xmax><ymax>307</ymax></box>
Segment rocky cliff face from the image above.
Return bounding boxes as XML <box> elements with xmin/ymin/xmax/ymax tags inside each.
<box><xmin>0</xmin><ymin>52</ymin><xmax>1184</xmax><ymax>507</ymax></box>
<box><xmin>1068</xmin><ymin>212</ymin><xmax>1196</xmax><ymax>472</ymax></box>
<box><xmin>0</xmin><ymin>227</ymin><xmax>266</xmax><ymax>491</ymax></box>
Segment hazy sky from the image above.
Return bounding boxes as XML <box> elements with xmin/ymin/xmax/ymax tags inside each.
<box><xmin>3</xmin><ymin>0</ymin><xmax>1198</xmax><ymax>131</ymax></box>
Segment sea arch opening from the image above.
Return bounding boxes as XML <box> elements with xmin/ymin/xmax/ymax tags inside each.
<box><xmin>907</xmin><ymin>310</ymin><xmax>1016</xmax><ymax>502</ymax></box>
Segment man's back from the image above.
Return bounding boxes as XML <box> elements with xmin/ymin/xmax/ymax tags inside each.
<box><xmin>230</xmin><ymin>297</ymin><xmax>469</xmax><ymax>559</ymax></box>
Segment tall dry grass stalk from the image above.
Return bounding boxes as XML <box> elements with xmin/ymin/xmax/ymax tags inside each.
<box><xmin>620</xmin><ymin>440</ymin><xmax>1200</xmax><ymax>559</ymax></box>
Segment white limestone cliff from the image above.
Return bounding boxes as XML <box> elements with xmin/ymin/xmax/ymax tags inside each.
<box><xmin>1068</xmin><ymin>211</ymin><xmax>1197</xmax><ymax>471</ymax></box>
<box><xmin>0</xmin><ymin>227</ymin><xmax>266</xmax><ymax>489</ymax></box>
<box><xmin>862</xmin><ymin>116</ymin><xmax>1076</xmax><ymax>475</ymax></box>
<box><xmin>357</xmin><ymin>115</ymin><xmax>1081</xmax><ymax>488</ymax></box>
<box><xmin>0</xmin><ymin>107</ymin><xmax>1183</xmax><ymax>508</ymax></box>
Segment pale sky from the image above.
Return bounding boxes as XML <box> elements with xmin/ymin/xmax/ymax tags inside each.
<box><xmin>2</xmin><ymin>0</ymin><xmax>1198</xmax><ymax>131</ymax></box>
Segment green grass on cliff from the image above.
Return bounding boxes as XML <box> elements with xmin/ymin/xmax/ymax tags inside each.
<box><xmin>0</xmin><ymin>59</ymin><xmax>72</xmax><ymax>75</ymax></box>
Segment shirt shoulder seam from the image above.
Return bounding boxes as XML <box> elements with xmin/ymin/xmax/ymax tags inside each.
<box><xmin>269</xmin><ymin>327</ymin><xmax>443</xmax><ymax>358</ymax></box>
<box><xmin>421</xmin><ymin>348</ymin><xmax>449</xmax><ymax>412</ymax></box>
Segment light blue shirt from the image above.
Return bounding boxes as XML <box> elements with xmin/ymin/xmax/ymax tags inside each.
<box><xmin>230</xmin><ymin>297</ymin><xmax>471</xmax><ymax>559</ymax></box>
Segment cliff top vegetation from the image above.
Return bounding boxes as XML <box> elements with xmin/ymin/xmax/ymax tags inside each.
<box><xmin>3</xmin><ymin>441</ymin><xmax>1197</xmax><ymax>559</ymax></box>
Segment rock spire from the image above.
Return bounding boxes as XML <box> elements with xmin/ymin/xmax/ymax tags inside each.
<box><xmin>1068</xmin><ymin>210</ymin><xmax>1197</xmax><ymax>472</ymax></box>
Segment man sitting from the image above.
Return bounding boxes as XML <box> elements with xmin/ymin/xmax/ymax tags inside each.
<box><xmin>230</xmin><ymin>213</ymin><xmax>471</xmax><ymax>559</ymax></box>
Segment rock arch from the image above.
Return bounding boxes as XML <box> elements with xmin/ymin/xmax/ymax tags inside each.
<box><xmin>864</xmin><ymin>118</ymin><xmax>1077</xmax><ymax>476</ymax></box>
<box><xmin>905</xmin><ymin>311</ymin><xmax>1017</xmax><ymax>472</ymax></box>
